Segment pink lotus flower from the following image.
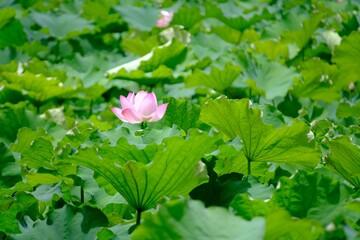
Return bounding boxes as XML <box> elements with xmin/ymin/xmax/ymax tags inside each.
<box><xmin>156</xmin><ymin>10</ymin><xmax>174</xmax><ymax>28</ymax></box>
<box><xmin>111</xmin><ymin>91</ymin><xmax>168</xmax><ymax>123</ymax></box>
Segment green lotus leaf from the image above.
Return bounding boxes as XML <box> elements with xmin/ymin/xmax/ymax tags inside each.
<box><xmin>200</xmin><ymin>97</ymin><xmax>320</xmax><ymax>169</ymax></box>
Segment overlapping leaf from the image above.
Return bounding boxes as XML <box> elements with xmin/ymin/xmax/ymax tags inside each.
<box><xmin>11</xmin><ymin>205</ymin><xmax>108</xmax><ymax>240</ymax></box>
<box><xmin>133</xmin><ymin>200</ymin><xmax>265</xmax><ymax>240</ymax></box>
<box><xmin>200</xmin><ymin>97</ymin><xmax>320</xmax><ymax>167</ymax></box>
<box><xmin>243</xmin><ymin>55</ymin><xmax>300</xmax><ymax>99</ymax></box>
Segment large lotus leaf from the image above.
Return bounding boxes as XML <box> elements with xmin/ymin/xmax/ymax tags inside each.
<box><xmin>333</xmin><ymin>31</ymin><xmax>360</xmax><ymax>85</ymax></box>
<box><xmin>11</xmin><ymin>205</ymin><xmax>108</xmax><ymax>240</ymax></box>
<box><xmin>274</xmin><ymin>170</ymin><xmax>352</xmax><ymax>224</ymax></box>
<box><xmin>326</xmin><ymin>137</ymin><xmax>360</xmax><ymax>188</ymax></box>
<box><xmin>200</xmin><ymin>97</ymin><xmax>320</xmax><ymax>168</ymax></box>
<box><xmin>185</xmin><ymin>63</ymin><xmax>241</xmax><ymax>91</ymax></box>
<box><xmin>292</xmin><ymin>58</ymin><xmax>339</xmax><ymax>103</ymax></box>
<box><xmin>69</xmin><ymin>134</ymin><xmax>215</xmax><ymax>210</ymax></box>
<box><xmin>30</xmin><ymin>11</ymin><xmax>94</xmax><ymax>39</ymax></box>
<box><xmin>132</xmin><ymin>199</ymin><xmax>265</xmax><ymax>240</ymax></box>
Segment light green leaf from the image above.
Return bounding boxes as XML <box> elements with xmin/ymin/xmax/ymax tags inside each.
<box><xmin>333</xmin><ymin>31</ymin><xmax>360</xmax><ymax>84</ymax></box>
<box><xmin>185</xmin><ymin>63</ymin><xmax>241</xmax><ymax>91</ymax></box>
<box><xmin>57</xmin><ymin>122</ymin><xmax>96</xmax><ymax>149</ymax></box>
<box><xmin>200</xmin><ymin>97</ymin><xmax>320</xmax><ymax>167</ymax></box>
<box><xmin>114</xmin><ymin>5</ymin><xmax>158</xmax><ymax>31</ymax></box>
<box><xmin>11</xmin><ymin>205</ymin><xmax>108</xmax><ymax>240</ymax></box>
<box><xmin>1</xmin><ymin>72</ymin><xmax>76</xmax><ymax>103</ymax></box>
<box><xmin>121</xmin><ymin>36</ymin><xmax>159</xmax><ymax>56</ymax></box>
<box><xmin>11</xmin><ymin>127</ymin><xmax>50</xmax><ymax>153</ymax></box>
<box><xmin>230</xmin><ymin>194</ymin><xmax>273</xmax><ymax>220</ymax></box>
<box><xmin>210</xmin><ymin>24</ymin><xmax>242</xmax><ymax>44</ymax></box>
<box><xmin>69</xmin><ymin>134</ymin><xmax>215</xmax><ymax>210</ymax></box>
<box><xmin>336</xmin><ymin>102</ymin><xmax>360</xmax><ymax>118</ymax></box>
<box><xmin>244</xmin><ymin>55</ymin><xmax>300</xmax><ymax>99</ymax></box>
<box><xmin>132</xmin><ymin>199</ymin><xmax>265</xmax><ymax>240</ymax></box>
<box><xmin>206</xmin><ymin>3</ymin><xmax>274</xmax><ymax>31</ymax></box>
<box><xmin>26</xmin><ymin>173</ymin><xmax>62</xmax><ymax>186</ymax></box>
<box><xmin>326</xmin><ymin>136</ymin><xmax>360</xmax><ymax>188</ymax></box>
<box><xmin>21</xmin><ymin>138</ymin><xmax>55</xmax><ymax>170</ymax></box>
<box><xmin>163</xmin><ymin>97</ymin><xmax>200</xmax><ymax>131</ymax></box>
<box><xmin>252</xmin><ymin>40</ymin><xmax>289</xmax><ymax>62</ymax></box>
<box><xmin>265</xmin><ymin>208</ymin><xmax>324</xmax><ymax>240</ymax></box>
<box><xmin>0</xmin><ymin>7</ymin><xmax>16</xmax><ymax>29</ymax></box>
<box><xmin>282</xmin><ymin>13</ymin><xmax>323</xmax><ymax>50</ymax></box>
<box><xmin>292</xmin><ymin>58</ymin><xmax>339</xmax><ymax>103</ymax></box>
<box><xmin>172</xmin><ymin>5</ymin><xmax>203</xmax><ymax>29</ymax></box>
<box><xmin>30</xmin><ymin>11</ymin><xmax>94</xmax><ymax>39</ymax></box>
